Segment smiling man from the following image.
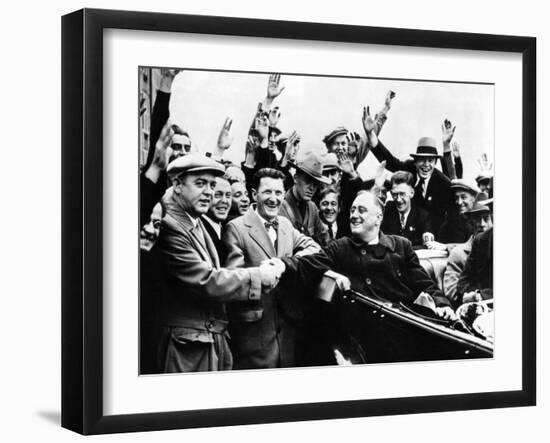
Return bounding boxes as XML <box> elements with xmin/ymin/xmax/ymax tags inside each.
<box><xmin>269</xmin><ymin>190</ymin><xmax>454</xmax><ymax>364</ymax></box>
<box><xmin>156</xmin><ymin>154</ymin><xmax>282</xmax><ymax>373</ymax></box>
<box><xmin>381</xmin><ymin>171</ymin><xmax>433</xmax><ymax>247</ymax></box>
<box><xmin>364</xmin><ymin>122</ymin><xmax>453</xmax><ymax>235</ymax></box>
<box><xmin>223</xmin><ymin>168</ymin><xmax>321</xmax><ymax>369</ymax></box>
<box><xmin>202</xmin><ymin>176</ymin><xmax>232</xmax><ymax>259</ymax></box>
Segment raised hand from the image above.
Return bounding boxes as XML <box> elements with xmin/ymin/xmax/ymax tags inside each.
<box><xmin>441</xmin><ymin>118</ymin><xmax>456</xmax><ymax>146</ymax></box>
<box><xmin>451</xmin><ymin>140</ymin><xmax>461</xmax><ymax>158</ymax></box>
<box><xmin>384</xmin><ymin>90</ymin><xmax>396</xmax><ymax>109</ymax></box>
<box><xmin>159</xmin><ymin>68</ymin><xmax>182</xmax><ymax>93</ymax></box>
<box><xmin>281</xmin><ymin>130</ymin><xmax>300</xmax><ymax>167</ymax></box>
<box><xmin>145</xmin><ymin>120</ymin><xmax>174</xmax><ymax>183</ymax></box>
<box><xmin>267</xmin><ymin>74</ymin><xmax>285</xmax><ymax>100</ymax></box>
<box><xmin>268</xmin><ymin>106</ymin><xmax>281</xmax><ymax>126</ymax></box>
<box><xmin>217</xmin><ymin>117</ymin><xmax>234</xmax><ymax>151</ymax></box>
<box><xmin>362</xmin><ymin>106</ymin><xmax>377</xmax><ymax>135</ymax></box>
<box><xmin>374</xmin><ymin>160</ymin><xmax>387</xmax><ymax>188</ymax></box>
<box><xmin>336</xmin><ymin>151</ymin><xmax>357</xmax><ymax>177</ymax></box>
<box><xmin>254</xmin><ymin>115</ymin><xmax>270</xmax><ymax>143</ymax></box>
<box><xmin>477</xmin><ymin>153</ymin><xmax>493</xmax><ymax>172</ymax></box>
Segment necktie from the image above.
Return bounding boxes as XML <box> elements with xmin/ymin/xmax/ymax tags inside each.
<box><xmin>264</xmin><ymin>219</ymin><xmax>278</xmax><ymax>247</ymax></box>
<box><xmin>400</xmin><ymin>213</ymin><xmax>406</xmax><ymax>230</ymax></box>
<box><xmin>327</xmin><ymin>223</ymin><xmax>334</xmax><ymax>240</ymax></box>
<box><xmin>264</xmin><ymin>219</ymin><xmax>279</xmax><ymax>231</ymax></box>
<box><xmin>416</xmin><ymin>177</ymin><xmax>425</xmax><ymax>199</ymax></box>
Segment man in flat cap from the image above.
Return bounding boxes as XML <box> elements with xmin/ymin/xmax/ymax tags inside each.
<box><xmin>156</xmin><ymin>153</ymin><xmax>281</xmax><ymax>373</ymax></box>
<box><xmin>436</xmin><ymin>179</ymin><xmax>480</xmax><ymax>245</ymax></box>
<box><xmin>363</xmin><ymin>109</ymin><xmax>453</xmax><ymax>235</ymax></box>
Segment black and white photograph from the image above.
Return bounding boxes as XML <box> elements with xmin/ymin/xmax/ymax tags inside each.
<box><xmin>138</xmin><ymin>67</ymin><xmax>495</xmax><ymax>375</ymax></box>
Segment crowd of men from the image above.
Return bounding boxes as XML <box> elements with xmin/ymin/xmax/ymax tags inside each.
<box><xmin>139</xmin><ymin>69</ymin><xmax>495</xmax><ymax>374</ymax></box>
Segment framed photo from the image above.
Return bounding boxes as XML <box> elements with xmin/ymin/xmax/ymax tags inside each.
<box><xmin>62</xmin><ymin>8</ymin><xmax>536</xmax><ymax>435</ymax></box>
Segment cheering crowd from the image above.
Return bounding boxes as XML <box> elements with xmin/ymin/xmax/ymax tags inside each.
<box><xmin>140</xmin><ymin>69</ymin><xmax>494</xmax><ymax>373</ymax></box>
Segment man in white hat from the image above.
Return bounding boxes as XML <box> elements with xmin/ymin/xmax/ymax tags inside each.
<box><xmin>156</xmin><ymin>153</ymin><xmax>282</xmax><ymax>373</ymax></box>
<box><xmin>363</xmin><ymin>110</ymin><xmax>453</xmax><ymax>235</ymax></box>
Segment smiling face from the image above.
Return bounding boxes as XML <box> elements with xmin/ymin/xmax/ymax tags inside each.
<box><xmin>391</xmin><ymin>182</ymin><xmax>414</xmax><ymax>214</ymax></box>
<box><xmin>294</xmin><ymin>170</ymin><xmax>320</xmax><ymax>202</ymax></box>
<box><xmin>208</xmin><ymin>177</ymin><xmax>232</xmax><ymax>222</ymax></box>
<box><xmin>253</xmin><ymin>176</ymin><xmax>285</xmax><ymax>222</ymax></box>
<box><xmin>319</xmin><ymin>191</ymin><xmax>340</xmax><ymax>224</ymax></box>
<box><xmin>231</xmin><ymin>181</ymin><xmax>250</xmax><ymax>215</ymax></box>
<box><xmin>455</xmin><ymin>190</ymin><xmax>477</xmax><ymax>214</ymax></box>
<box><xmin>349</xmin><ymin>192</ymin><xmax>383</xmax><ymax>242</ymax></box>
<box><xmin>173</xmin><ymin>172</ymin><xmax>216</xmax><ymax>217</ymax></box>
<box><xmin>414</xmin><ymin>157</ymin><xmax>437</xmax><ymax>179</ymax></box>
<box><xmin>140</xmin><ymin>202</ymin><xmax>163</xmax><ymax>251</ymax></box>
<box><xmin>328</xmin><ymin>134</ymin><xmax>349</xmax><ymax>155</ymax></box>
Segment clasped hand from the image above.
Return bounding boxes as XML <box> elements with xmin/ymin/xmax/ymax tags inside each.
<box><xmin>258</xmin><ymin>258</ymin><xmax>286</xmax><ymax>289</ymax></box>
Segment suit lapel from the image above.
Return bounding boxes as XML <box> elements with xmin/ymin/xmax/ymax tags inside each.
<box><xmin>197</xmin><ymin>218</ymin><xmax>221</xmax><ymax>268</ymax></box>
<box><xmin>276</xmin><ymin>217</ymin><xmax>289</xmax><ymax>256</ymax></box>
<box><xmin>245</xmin><ymin>208</ymin><xmax>276</xmax><ymax>258</ymax></box>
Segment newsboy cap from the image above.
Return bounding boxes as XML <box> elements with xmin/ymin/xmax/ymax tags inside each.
<box><xmin>322</xmin><ymin>127</ymin><xmax>349</xmax><ymax>146</ymax></box>
<box><xmin>167</xmin><ymin>153</ymin><xmax>225</xmax><ymax>177</ymax></box>
<box><xmin>465</xmin><ymin>192</ymin><xmax>493</xmax><ymax>215</ymax></box>
<box><xmin>450</xmin><ymin>178</ymin><xmax>479</xmax><ymax>195</ymax></box>
<box><xmin>410</xmin><ymin>137</ymin><xmax>442</xmax><ymax>159</ymax></box>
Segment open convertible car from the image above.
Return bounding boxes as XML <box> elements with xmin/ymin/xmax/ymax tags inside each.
<box><xmin>316</xmin><ymin>249</ymin><xmax>494</xmax><ymax>365</ymax></box>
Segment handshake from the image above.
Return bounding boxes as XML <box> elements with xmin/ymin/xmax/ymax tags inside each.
<box><xmin>258</xmin><ymin>258</ymin><xmax>286</xmax><ymax>289</ymax></box>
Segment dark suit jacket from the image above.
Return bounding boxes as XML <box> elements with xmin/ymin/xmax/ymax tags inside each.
<box><xmin>201</xmin><ymin>215</ymin><xmax>226</xmax><ymax>262</ymax></box>
<box><xmin>457</xmin><ymin>228</ymin><xmax>493</xmax><ymax>303</ymax></box>
<box><xmin>381</xmin><ymin>201</ymin><xmax>432</xmax><ymax>247</ymax></box>
<box><xmin>223</xmin><ymin>206</ymin><xmax>321</xmax><ymax>368</ymax></box>
<box><xmin>371</xmin><ymin>140</ymin><xmax>453</xmax><ymax>235</ymax></box>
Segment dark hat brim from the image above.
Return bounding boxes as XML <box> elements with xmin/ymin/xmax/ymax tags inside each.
<box><xmin>410</xmin><ymin>153</ymin><xmax>442</xmax><ymax>159</ymax></box>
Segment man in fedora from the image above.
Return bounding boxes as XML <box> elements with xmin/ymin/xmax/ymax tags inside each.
<box><xmin>443</xmin><ymin>194</ymin><xmax>493</xmax><ymax>307</ymax></box>
<box><xmin>363</xmin><ymin>118</ymin><xmax>453</xmax><ymax>235</ymax></box>
<box><xmin>223</xmin><ymin>168</ymin><xmax>321</xmax><ymax>369</ymax></box>
<box><xmin>279</xmin><ymin>150</ymin><xmax>331</xmax><ymax>247</ymax></box>
<box><xmin>156</xmin><ymin>153</ymin><xmax>282</xmax><ymax>373</ymax></box>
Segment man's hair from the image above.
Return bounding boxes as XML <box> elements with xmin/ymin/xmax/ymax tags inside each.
<box><xmin>318</xmin><ymin>186</ymin><xmax>340</xmax><ymax>202</ymax></box>
<box><xmin>356</xmin><ymin>190</ymin><xmax>385</xmax><ymax>215</ymax></box>
<box><xmin>390</xmin><ymin>170</ymin><xmax>415</xmax><ymax>188</ymax></box>
<box><xmin>252</xmin><ymin>168</ymin><xmax>285</xmax><ymax>190</ymax></box>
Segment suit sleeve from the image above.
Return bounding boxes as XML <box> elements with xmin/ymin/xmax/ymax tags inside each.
<box><xmin>443</xmin><ymin>249</ymin><xmax>463</xmax><ymax>307</ymax></box>
<box><xmin>457</xmin><ymin>234</ymin><xmax>493</xmax><ymax>301</ymax></box>
<box><xmin>160</xmin><ymin>221</ymin><xmax>262</xmax><ymax>302</ymax></box>
<box><xmin>144</xmin><ymin>90</ymin><xmax>171</xmax><ymax>170</ymax></box>
<box><xmin>403</xmin><ymin>240</ymin><xmax>451</xmax><ymax>307</ymax></box>
<box><xmin>291</xmin><ymin>227</ymin><xmax>322</xmax><ymax>257</ymax></box>
<box><xmin>370</xmin><ymin>139</ymin><xmax>414</xmax><ymax>173</ymax></box>
<box><xmin>222</xmin><ymin>222</ymin><xmax>247</xmax><ymax>269</ymax></box>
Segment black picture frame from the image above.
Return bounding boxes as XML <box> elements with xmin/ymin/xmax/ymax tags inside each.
<box><xmin>61</xmin><ymin>8</ymin><xmax>536</xmax><ymax>435</ymax></box>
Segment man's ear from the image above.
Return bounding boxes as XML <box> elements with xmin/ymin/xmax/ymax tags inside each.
<box><xmin>251</xmin><ymin>188</ymin><xmax>257</xmax><ymax>201</ymax></box>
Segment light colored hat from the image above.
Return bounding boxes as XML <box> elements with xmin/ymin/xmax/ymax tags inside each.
<box><xmin>410</xmin><ymin>137</ymin><xmax>441</xmax><ymax>159</ymax></box>
<box><xmin>465</xmin><ymin>192</ymin><xmax>493</xmax><ymax>215</ymax></box>
<box><xmin>167</xmin><ymin>153</ymin><xmax>225</xmax><ymax>177</ymax></box>
<box><xmin>293</xmin><ymin>151</ymin><xmax>331</xmax><ymax>184</ymax></box>
<box><xmin>450</xmin><ymin>178</ymin><xmax>479</xmax><ymax>195</ymax></box>
<box><xmin>322</xmin><ymin>153</ymin><xmax>340</xmax><ymax>172</ymax></box>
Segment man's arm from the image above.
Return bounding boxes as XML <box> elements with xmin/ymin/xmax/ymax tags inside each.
<box><xmin>290</xmin><ymin>228</ymin><xmax>322</xmax><ymax>257</ymax></box>
<box><xmin>160</xmin><ymin>221</ymin><xmax>265</xmax><ymax>302</ymax></box>
<box><xmin>443</xmin><ymin>248</ymin><xmax>465</xmax><ymax>307</ymax></box>
<box><xmin>456</xmin><ymin>233</ymin><xmax>493</xmax><ymax>302</ymax></box>
<box><xmin>222</xmin><ymin>222</ymin><xmax>247</xmax><ymax>269</ymax></box>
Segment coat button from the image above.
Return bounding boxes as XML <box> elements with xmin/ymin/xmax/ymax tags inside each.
<box><xmin>361</xmin><ymin>250</ymin><xmax>366</xmax><ymax>255</ymax></box>
<box><xmin>396</xmin><ymin>270</ymin><xmax>402</xmax><ymax>277</ymax></box>
<box><xmin>365</xmin><ymin>278</ymin><xmax>372</xmax><ymax>285</ymax></box>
